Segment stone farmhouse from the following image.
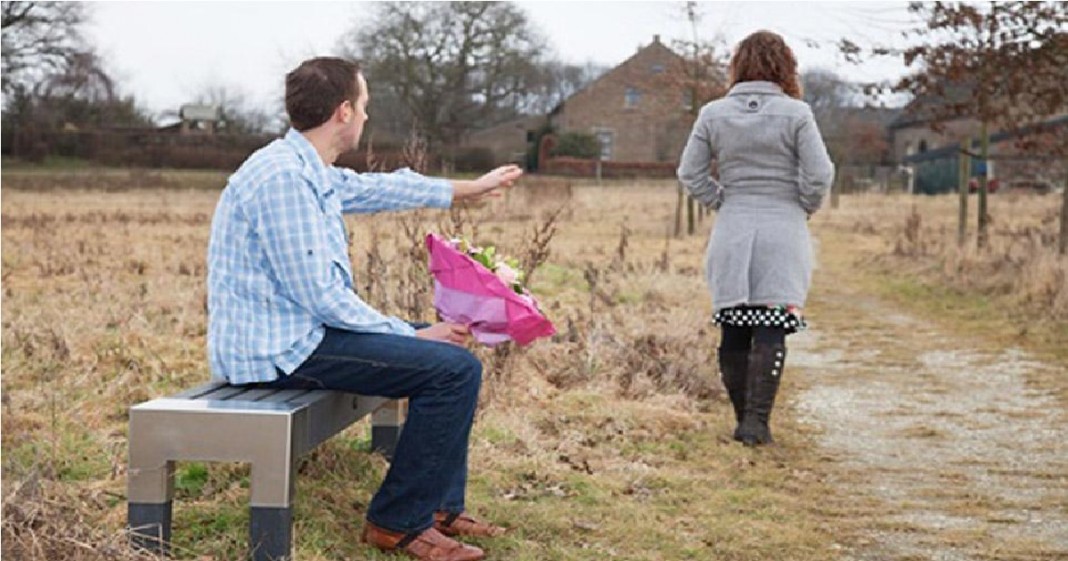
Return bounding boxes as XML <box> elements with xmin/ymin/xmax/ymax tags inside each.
<box><xmin>547</xmin><ymin>35</ymin><xmax>701</xmax><ymax>163</ymax></box>
<box><xmin>465</xmin><ymin>35</ymin><xmax>719</xmax><ymax>170</ymax></box>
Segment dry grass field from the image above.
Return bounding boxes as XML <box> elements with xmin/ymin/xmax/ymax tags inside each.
<box><xmin>2</xmin><ymin>168</ymin><xmax>1065</xmax><ymax>560</ymax></box>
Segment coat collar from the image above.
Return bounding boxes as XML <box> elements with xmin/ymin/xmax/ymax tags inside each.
<box><xmin>728</xmin><ymin>81</ymin><xmax>784</xmax><ymax>96</ymax></box>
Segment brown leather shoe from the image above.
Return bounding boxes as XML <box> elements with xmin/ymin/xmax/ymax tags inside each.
<box><xmin>434</xmin><ymin>511</ymin><xmax>507</xmax><ymax>538</ymax></box>
<box><xmin>361</xmin><ymin>521</ymin><xmax>485</xmax><ymax>561</ymax></box>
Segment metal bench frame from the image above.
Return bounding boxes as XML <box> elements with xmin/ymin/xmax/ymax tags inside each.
<box><xmin>127</xmin><ymin>382</ymin><xmax>405</xmax><ymax>561</ymax></box>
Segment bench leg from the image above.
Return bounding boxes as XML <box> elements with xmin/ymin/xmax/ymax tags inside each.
<box><xmin>371</xmin><ymin>399</ymin><xmax>406</xmax><ymax>460</ymax></box>
<box><xmin>128</xmin><ymin>410</ymin><xmax>176</xmax><ymax>554</ymax></box>
<box><xmin>249</xmin><ymin>434</ymin><xmax>297</xmax><ymax>561</ymax></box>
<box><xmin>128</xmin><ymin>500</ymin><xmax>173</xmax><ymax>553</ymax></box>
<box><xmin>250</xmin><ymin>507</ymin><xmax>293</xmax><ymax>561</ymax></box>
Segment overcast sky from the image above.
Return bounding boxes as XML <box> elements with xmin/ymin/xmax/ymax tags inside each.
<box><xmin>87</xmin><ymin>1</ymin><xmax>920</xmax><ymax>121</ymax></box>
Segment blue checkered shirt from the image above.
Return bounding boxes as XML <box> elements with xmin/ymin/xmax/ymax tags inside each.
<box><xmin>207</xmin><ymin>129</ymin><xmax>453</xmax><ymax>384</ymax></box>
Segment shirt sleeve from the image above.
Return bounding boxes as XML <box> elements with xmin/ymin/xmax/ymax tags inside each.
<box><xmin>795</xmin><ymin>108</ymin><xmax>836</xmax><ymax>215</ymax></box>
<box><xmin>676</xmin><ymin>111</ymin><xmax>725</xmax><ymax>210</ymax></box>
<box><xmin>331</xmin><ymin>167</ymin><xmax>454</xmax><ymax>214</ymax></box>
<box><xmin>245</xmin><ymin>172</ymin><xmax>416</xmax><ymax>336</ymax></box>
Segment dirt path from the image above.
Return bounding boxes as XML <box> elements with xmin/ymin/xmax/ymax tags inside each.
<box><xmin>790</xmin><ymin>240</ymin><xmax>1068</xmax><ymax>560</ymax></box>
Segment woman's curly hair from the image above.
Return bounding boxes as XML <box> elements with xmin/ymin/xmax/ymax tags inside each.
<box><xmin>729</xmin><ymin>30</ymin><xmax>802</xmax><ymax>99</ymax></box>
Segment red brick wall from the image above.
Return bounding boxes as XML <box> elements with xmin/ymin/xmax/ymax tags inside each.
<box><xmin>542</xmin><ymin>156</ymin><xmax>676</xmax><ymax>178</ymax></box>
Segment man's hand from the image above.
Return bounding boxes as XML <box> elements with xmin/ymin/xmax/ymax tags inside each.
<box><xmin>453</xmin><ymin>165</ymin><xmax>523</xmax><ymax>200</ymax></box>
<box><xmin>416</xmin><ymin>322</ymin><xmax>471</xmax><ymax>346</ymax></box>
<box><xmin>476</xmin><ymin>164</ymin><xmax>523</xmax><ymax>194</ymax></box>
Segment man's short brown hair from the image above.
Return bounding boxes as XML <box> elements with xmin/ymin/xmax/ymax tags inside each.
<box><xmin>285</xmin><ymin>57</ymin><xmax>362</xmax><ymax>131</ymax></box>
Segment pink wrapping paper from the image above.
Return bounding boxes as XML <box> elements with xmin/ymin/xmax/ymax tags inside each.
<box><xmin>426</xmin><ymin>233</ymin><xmax>556</xmax><ymax>346</ymax></box>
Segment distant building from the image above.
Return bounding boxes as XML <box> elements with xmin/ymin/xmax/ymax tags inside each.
<box><xmin>549</xmin><ymin>35</ymin><xmax>711</xmax><ymax>163</ymax></box>
<box><xmin>889</xmin><ymin>84</ymin><xmax>1068</xmax><ymax>194</ymax></box>
<box><xmin>461</xmin><ymin>35</ymin><xmax>722</xmax><ymax>170</ymax></box>
<box><xmin>464</xmin><ymin>115</ymin><xmax>545</xmax><ymax>165</ymax></box>
<box><xmin>179</xmin><ymin>104</ymin><xmax>221</xmax><ymax>134</ymax></box>
<box><xmin>887</xmin><ymin>83</ymin><xmax>985</xmax><ymax>165</ymax></box>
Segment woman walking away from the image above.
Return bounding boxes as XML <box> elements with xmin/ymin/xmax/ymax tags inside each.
<box><xmin>677</xmin><ymin>30</ymin><xmax>834</xmax><ymax>446</ymax></box>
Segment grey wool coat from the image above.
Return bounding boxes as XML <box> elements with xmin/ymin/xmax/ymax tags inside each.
<box><xmin>677</xmin><ymin>81</ymin><xmax>835</xmax><ymax>312</ymax></box>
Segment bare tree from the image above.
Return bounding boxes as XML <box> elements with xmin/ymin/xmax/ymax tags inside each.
<box><xmin>802</xmin><ymin>68</ymin><xmax>894</xmax><ymax>202</ymax></box>
<box><xmin>339</xmin><ymin>1</ymin><xmax>547</xmax><ymax>159</ymax></box>
<box><xmin>518</xmin><ymin>61</ymin><xmax>607</xmax><ymax>116</ymax></box>
<box><xmin>842</xmin><ymin>1</ymin><xmax>1068</xmax><ymax>250</ymax></box>
<box><xmin>21</xmin><ymin>49</ymin><xmax>148</xmax><ymax>131</ymax></box>
<box><xmin>191</xmin><ymin>83</ymin><xmax>281</xmax><ymax>135</ymax></box>
<box><xmin>36</xmin><ymin>50</ymin><xmax>114</xmax><ymax>102</ymax></box>
<box><xmin>2</xmin><ymin>2</ymin><xmax>90</xmax><ymax>98</ymax></box>
<box><xmin>802</xmin><ymin>68</ymin><xmax>854</xmax><ymax>173</ymax></box>
<box><xmin>803</xmin><ymin>69</ymin><xmax>856</xmax><ymax>116</ymax></box>
<box><xmin>668</xmin><ymin>1</ymin><xmax>729</xmax><ymax>236</ymax></box>
<box><xmin>3</xmin><ymin>3</ymin><xmax>151</xmax><ymax>135</ymax></box>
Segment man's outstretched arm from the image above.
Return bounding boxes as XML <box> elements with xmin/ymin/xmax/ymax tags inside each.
<box><xmin>450</xmin><ymin>165</ymin><xmax>523</xmax><ymax>200</ymax></box>
<box><xmin>332</xmin><ymin>164</ymin><xmax>523</xmax><ymax>214</ymax></box>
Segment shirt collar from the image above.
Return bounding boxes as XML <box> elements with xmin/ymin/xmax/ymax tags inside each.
<box><xmin>284</xmin><ymin>128</ymin><xmax>330</xmax><ymax>193</ymax></box>
<box><xmin>728</xmin><ymin>81</ymin><xmax>784</xmax><ymax>96</ymax></box>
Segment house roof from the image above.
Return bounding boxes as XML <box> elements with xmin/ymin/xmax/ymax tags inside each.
<box><xmin>817</xmin><ymin>106</ymin><xmax>901</xmax><ymax>135</ymax></box>
<box><xmin>901</xmin><ymin>113</ymin><xmax>1068</xmax><ymax>163</ymax></box>
<box><xmin>466</xmin><ymin>114</ymin><xmax>545</xmax><ymax>142</ymax></box>
<box><xmin>549</xmin><ymin>35</ymin><xmax>687</xmax><ymax>116</ymax></box>
<box><xmin>889</xmin><ymin>81</ymin><xmax>977</xmax><ymax>130</ymax></box>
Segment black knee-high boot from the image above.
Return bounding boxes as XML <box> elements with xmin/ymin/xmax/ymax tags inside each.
<box><xmin>735</xmin><ymin>344</ymin><xmax>786</xmax><ymax>446</ymax></box>
<box><xmin>718</xmin><ymin>349</ymin><xmax>749</xmax><ymax>428</ymax></box>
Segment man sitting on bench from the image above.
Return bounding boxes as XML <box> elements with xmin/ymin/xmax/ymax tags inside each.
<box><xmin>206</xmin><ymin>56</ymin><xmax>521</xmax><ymax>561</ymax></box>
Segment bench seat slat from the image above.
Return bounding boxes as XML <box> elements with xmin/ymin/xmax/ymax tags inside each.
<box><xmin>205</xmin><ymin>386</ymin><xmax>255</xmax><ymax>400</ymax></box>
<box><xmin>169</xmin><ymin>382</ymin><xmax>227</xmax><ymax>400</ymax></box>
<box><xmin>231</xmin><ymin>388</ymin><xmax>285</xmax><ymax>402</ymax></box>
<box><xmin>261</xmin><ymin>390</ymin><xmax>313</xmax><ymax>404</ymax></box>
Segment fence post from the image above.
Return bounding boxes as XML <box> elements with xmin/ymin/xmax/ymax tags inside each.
<box><xmin>1059</xmin><ymin>167</ymin><xmax>1068</xmax><ymax>256</ymax></box>
<box><xmin>977</xmin><ymin>122</ymin><xmax>990</xmax><ymax>249</ymax></box>
<box><xmin>958</xmin><ymin>143</ymin><xmax>971</xmax><ymax>247</ymax></box>
<box><xmin>674</xmin><ymin>182</ymin><xmax>684</xmax><ymax>238</ymax></box>
<box><xmin>687</xmin><ymin>195</ymin><xmax>695</xmax><ymax>235</ymax></box>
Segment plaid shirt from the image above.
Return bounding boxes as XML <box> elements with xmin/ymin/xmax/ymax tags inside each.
<box><xmin>207</xmin><ymin>129</ymin><xmax>453</xmax><ymax>384</ymax></box>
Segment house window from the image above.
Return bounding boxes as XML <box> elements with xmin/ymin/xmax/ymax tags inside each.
<box><xmin>651</xmin><ymin>63</ymin><xmax>665</xmax><ymax>74</ymax></box>
<box><xmin>594</xmin><ymin>129</ymin><xmax>614</xmax><ymax>160</ymax></box>
<box><xmin>624</xmin><ymin>87</ymin><xmax>641</xmax><ymax>108</ymax></box>
<box><xmin>682</xmin><ymin>91</ymin><xmax>693</xmax><ymax>111</ymax></box>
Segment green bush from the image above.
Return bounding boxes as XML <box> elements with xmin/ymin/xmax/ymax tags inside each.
<box><xmin>551</xmin><ymin>132</ymin><xmax>601</xmax><ymax>159</ymax></box>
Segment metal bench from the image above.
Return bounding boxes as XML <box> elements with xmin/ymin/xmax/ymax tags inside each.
<box><xmin>127</xmin><ymin>382</ymin><xmax>406</xmax><ymax>561</ymax></box>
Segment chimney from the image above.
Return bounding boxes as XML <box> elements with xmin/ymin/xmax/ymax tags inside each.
<box><xmin>653</xmin><ymin>34</ymin><xmax>661</xmax><ymax>44</ymax></box>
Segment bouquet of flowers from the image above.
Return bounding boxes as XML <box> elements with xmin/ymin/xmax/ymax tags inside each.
<box><xmin>426</xmin><ymin>233</ymin><xmax>555</xmax><ymax>346</ymax></box>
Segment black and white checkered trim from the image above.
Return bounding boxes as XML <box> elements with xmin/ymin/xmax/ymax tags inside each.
<box><xmin>713</xmin><ymin>305</ymin><xmax>807</xmax><ymax>334</ymax></box>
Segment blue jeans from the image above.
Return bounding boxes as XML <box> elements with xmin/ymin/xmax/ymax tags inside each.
<box><xmin>260</xmin><ymin>325</ymin><xmax>482</xmax><ymax>534</ymax></box>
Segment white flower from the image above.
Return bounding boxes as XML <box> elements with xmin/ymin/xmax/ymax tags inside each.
<box><xmin>494</xmin><ymin>262</ymin><xmax>519</xmax><ymax>285</ymax></box>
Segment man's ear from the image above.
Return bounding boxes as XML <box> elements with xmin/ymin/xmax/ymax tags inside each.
<box><xmin>334</xmin><ymin>101</ymin><xmax>352</xmax><ymax>124</ymax></box>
